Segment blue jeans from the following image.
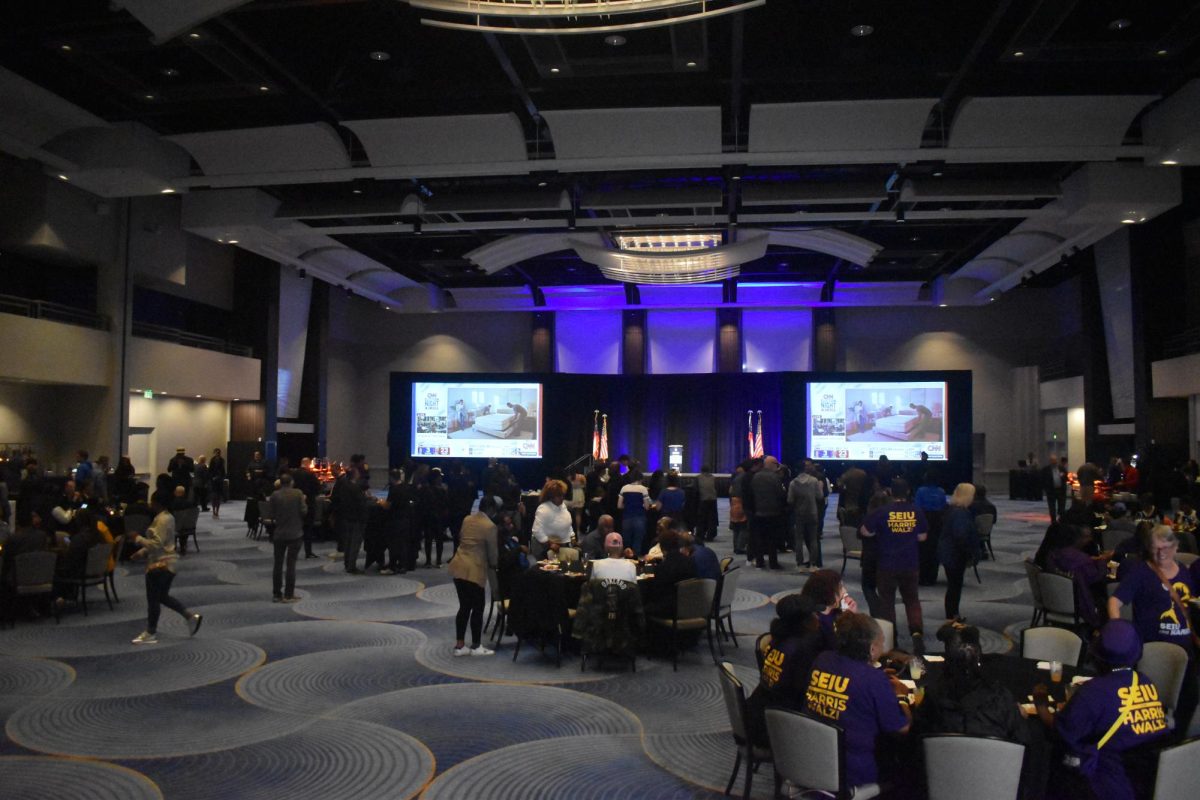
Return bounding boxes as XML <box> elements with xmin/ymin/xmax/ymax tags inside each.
<box><xmin>623</xmin><ymin>515</ymin><xmax>647</xmax><ymax>555</ymax></box>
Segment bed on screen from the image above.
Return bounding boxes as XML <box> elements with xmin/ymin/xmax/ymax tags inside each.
<box><xmin>472</xmin><ymin>413</ymin><xmax>524</xmax><ymax>438</ymax></box>
<box><xmin>872</xmin><ymin>411</ymin><xmax>922</xmax><ymax>440</ymax></box>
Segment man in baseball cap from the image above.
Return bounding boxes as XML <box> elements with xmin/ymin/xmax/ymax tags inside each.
<box><xmin>591</xmin><ymin>532</ymin><xmax>636</xmax><ymax>583</ymax></box>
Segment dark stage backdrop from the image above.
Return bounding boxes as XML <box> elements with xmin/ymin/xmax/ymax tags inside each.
<box><xmin>389</xmin><ymin>371</ymin><xmax>972</xmax><ymax>489</ymax></box>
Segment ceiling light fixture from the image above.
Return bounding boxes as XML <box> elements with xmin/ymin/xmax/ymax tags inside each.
<box><xmin>60</xmin><ymin>44</ymin><xmax>72</xmax><ymax>52</ymax></box>
<box><xmin>368</xmin><ymin>50</ymin><xmax>391</xmax><ymax>61</ymax></box>
<box><xmin>932</xmin><ymin>170</ymin><xmax>944</xmax><ymax>177</ymax></box>
<box><xmin>161</xmin><ymin>188</ymin><xmax>176</xmax><ymax>194</ymax></box>
<box><xmin>259</xmin><ymin>85</ymin><xmax>270</xmax><ymax>92</ymax></box>
<box><xmin>604</xmin><ymin>34</ymin><xmax>627</xmax><ymax>46</ymax></box>
<box><xmin>850</xmin><ymin>24</ymin><xmax>874</xmax><ymax>37</ymax></box>
<box><xmin>227</xmin><ymin>239</ymin><xmax>239</xmax><ymax>244</ymax></box>
<box><xmin>575</xmin><ymin>229</ymin><xmax>768</xmax><ymax>285</ymax></box>
<box><xmin>550</xmin><ymin>67</ymin><xmax>560</xmax><ymax>73</ymax></box>
<box><xmin>537</xmin><ymin>181</ymin><xmax>548</xmax><ymax>187</ymax></box>
<box><xmin>685</xmin><ymin>61</ymin><xmax>698</xmax><ymax>67</ymax></box>
<box><xmin>352</xmin><ymin>188</ymin><xmax>363</xmax><ymax>194</ymax></box>
<box><xmin>1120</xmin><ymin>217</ymin><xmax>1137</xmax><ymax>224</ymax></box>
<box><xmin>1107</xmin><ymin>18</ymin><xmax>1132</xmax><ymax>31</ymax></box>
<box><xmin>188</xmin><ymin>32</ymin><xmax>201</xmax><ymax>39</ymax></box>
<box><xmin>409</xmin><ymin>0</ymin><xmax>767</xmax><ymax>35</ymax></box>
<box><xmin>1161</xmin><ymin>159</ymin><xmax>1179</xmax><ymax>166</ymax></box>
<box><xmin>143</xmin><ymin>93</ymin><xmax>157</xmax><ymax>101</ymax></box>
<box><xmin>1012</xmin><ymin>50</ymin><xmax>1025</xmax><ymax>57</ymax></box>
<box><xmin>1157</xmin><ymin>49</ymin><xmax>1169</xmax><ymax>56</ymax></box>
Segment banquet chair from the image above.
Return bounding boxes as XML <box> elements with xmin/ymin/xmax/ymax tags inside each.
<box><xmin>1152</xmin><ymin>735</ymin><xmax>1200</xmax><ymax>798</ymax></box>
<box><xmin>484</xmin><ymin>569</ymin><xmax>509</xmax><ymax>642</ymax></box>
<box><xmin>60</xmin><ymin>542</ymin><xmax>115</xmax><ymax>616</ymax></box>
<box><xmin>256</xmin><ymin>500</ymin><xmax>275</xmax><ymax>541</ymax></box>
<box><xmin>9</xmin><ymin>551</ymin><xmax>59</xmax><ymax>627</ymax></box>
<box><xmin>1023</xmin><ymin>559</ymin><xmax>1045</xmax><ymax>627</ymax></box>
<box><xmin>1020</xmin><ymin>626</ymin><xmax>1084</xmax><ymax>667</ymax></box>
<box><xmin>765</xmin><ymin>708</ymin><xmax>877</xmax><ymax>800</ymax></box>
<box><xmin>713</xmin><ymin>566</ymin><xmax>742</xmax><ymax>653</ymax></box>
<box><xmin>123</xmin><ymin>514</ymin><xmax>152</xmax><ymax>540</ymax></box>
<box><xmin>576</xmin><ymin>578</ymin><xmax>643</xmax><ymax>673</ymax></box>
<box><xmin>975</xmin><ymin>514</ymin><xmax>996</xmax><ymax>562</ymax></box>
<box><xmin>1177</xmin><ymin>552</ymin><xmax>1198</xmax><ymax>568</ymax></box>
<box><xmin>717</xmin><ymin>661</ymin><xmax>773</xmax><ymax>800</ymax></box>
<box><xmin>873</xmin><ymin>617</ymin><xmax>895</xmax><ymax>653</ymax></box>
<box><xmin>648</xmin><ymin>577</ymin><xmax>717</xmax><ymax>671</ymax></box>
<box><xmin>1137</xmin><ymin>642</ymin><xmax>1190</xmax><ymax>725</ymax></box>
<box><xmin>1036</xmin><ymin>571</ymin><xmax>1081</xmax><ymax>629</ymax></box>
<box><xmin>923</xmin><ymin>735</ymin><xmax>1025</xmax><ymax>800</ymax></box>
<box><xmin>839</xmin><ymin>525</ymin><xmax>862</xmax><ymax>575</ymax></box>
<box><xmin>174</xmin><ymin>506</ymin><xmax>200</xmax><ymax>555</ymax></box>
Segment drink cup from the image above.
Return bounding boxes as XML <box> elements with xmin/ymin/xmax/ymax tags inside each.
<box><xmin>1050</xmin><ymin>661</ymin><xmax>1063</xmax><ymax>683</ymax></box>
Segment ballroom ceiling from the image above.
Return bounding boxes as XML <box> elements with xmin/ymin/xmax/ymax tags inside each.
<box><xmin>1</xmin><ymin>1</ymin><xmax>1198</xmax><ymax>307</ymax></box>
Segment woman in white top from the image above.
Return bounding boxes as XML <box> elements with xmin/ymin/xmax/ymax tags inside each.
<box><xmin>532</xmin><ymin>479</ymin><xmax>573</xmax><ymax>560</ymax></box>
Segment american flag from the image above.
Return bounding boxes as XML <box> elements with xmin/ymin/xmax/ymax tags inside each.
<box><xmin>747</xmin><ymin>410</ymin><xmax>754</xmax><ymax>457</ymax></box>
<box><xmin>599</xmin><ymin>414</ymin><xmax>609</xmax><ymax>461</ymax></box>
<box><xmin>591</xmin><ymin>410</ymin><xmax>600</xmax><ymax>460</ymax></box>
<box><xmin>752</xmin><ymin>410</ymin><xmax>764</xmax><ymax>459</ymax></box>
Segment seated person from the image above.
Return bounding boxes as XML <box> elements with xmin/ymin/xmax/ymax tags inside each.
<box><xmin>53</xmin><ymin>508</ymin><xmax>113</xmax><ymax>604</ymax></box>
<box><xmin>643</xmin><ymin>516</ymin><xmax>675</xmax><ymax>563</ymax></box>
<box><xmin>1048</xmin><ymin>524</ymin><xmax>1112</xmax><ymax>628</ymax></box>
<box><xmin>1133</xmin><ymin>493</ymin><xmax>1163</xmax><ymax>525</ymax></box>
<box><xmin>1113</xmin><ymin>521</ymin><xmax>1154</xmax><ymax>578</ymax></box>
<box><xmin>684</xmin><ymin>531</ymin><xmax>720</xmax><ymax>581</ymax></box>
<box><xmin>918</xmin><ymin>622</ymin><xmax>1028</xmax><ymax>742</ymax></box>
<box><xmin>746</xmin><ymin>593</ymin><xmax>826</xmax><ymax>746</ymax></box>
<box><xmin>1105</xmin><ymin>502</ymin><xmax>1138</xmax><ymax>539</ymax></box>
<box><xmin>1</xmin><ymin>506</ymin><xmax>51</xmax><ymax>589</ymax></box>
<box><xmin>1034</xmin><ymin>620</ymin><xmax>1168</xmax><ymax>800</ymax></box>
<box><xmin>578</xmin><ymin>514</ymin><xmax>614</xmax><ymax>561</ymax></box>
<box><xmin>642</xmin><ymin>529</ymin><xmax>697</xmax><ymax>619</ymax></box>
<box><xmin>799</xmin><ymin>568</ymin><xmax>858</xmax><ymax>648</ymax></box>
<box><xmin>590</xmin><ymin>532</ymin><xmax>636</xmax><ymax>584</ymax></box>
<box><xmin>805</xmin><ymin>613</ymin><xmax>910</xmax><ymax>792</ymax></box>
<box><xmin>968</xmin><ymin>483</ymin><xmax>998</xmax><ymax>522</ymax></box>
<box><xmin>1174</xmin><ymin>500</ymin><xmax>1198</xmax><ymax>553</ymax></box>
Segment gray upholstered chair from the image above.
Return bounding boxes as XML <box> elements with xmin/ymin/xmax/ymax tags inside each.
<box><xmin>765</xmin><ymin>708</ymin><xmax>878</xmax><ymax>800</ymax></box>
<box><xmin>924</xmin><ymin>735</ymin><xmax>1025</xmax><ymax>800</ymax></box>
<box><xmin>1137</xmin><ymin>641</ymin><xmax>1190</xmax><ymax>723</ymax></box>
<box><xmin>1151</xmin><ymin>735</ymin><xmax>1200</xmax><ymax>797</ymax></box>
<box><xmin>1020</xmin><ymin>626</ymin><xmax>1084</xmax><ymax>667</ymax></box>
<box><xmin>647</xmin><ymin>577</ymin><xmax>717</xmax><ymax>671</ymax></box>
<box><xmin>716</xmin><ymin>661</ymin><xmax>772</xmax><ymax>799</ymax></box>
<box><xmin>839</xmin><ymin>525</ymin><xmax>862</xmax><ymax>575</ymax></box>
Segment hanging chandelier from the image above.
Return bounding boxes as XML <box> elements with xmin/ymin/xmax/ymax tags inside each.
<box><xmin>571</xmin><ymin>230</ymin><xmax>768</xmax><ymax>284</ymax></box>
<box><xmin>405</xmin><ymin>1</ymin><xmax>766</xmax><ymax>34</ymax></box>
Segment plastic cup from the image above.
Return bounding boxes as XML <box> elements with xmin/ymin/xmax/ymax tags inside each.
<box><xmin>1050</xmin><ymin>661</ymin><xmax>1063</xmax><ymax>683</ymax></box>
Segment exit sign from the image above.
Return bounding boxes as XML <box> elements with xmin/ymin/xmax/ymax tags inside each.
<box><xmin>143</xmin><ymin>389</ymin><xmax>153</xmax><ymax>399</ymax></box>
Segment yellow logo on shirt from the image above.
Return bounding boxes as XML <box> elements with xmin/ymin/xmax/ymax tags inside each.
<box><xmin>762</xmin><ymin>648</ymin><xmax>785</xmax><ymax>688</ymax></box>
<box><xmin>1158</xmin><ymin>581</ymin><xmax>1194</xmax><ymax>635</ymax></box>
<box><xmin>806</xmin><ymin>669</ymin><xmax>850</xmax><ymax>719</ymax></box>
<box><xmin>887</xmin><ymin>510</ymin><xmax>918</xmax><ymax>534</ymax></box>
<box><xmin>1115</xmin><ymin>681</ymin><xmax>1167</xmax><ymax>737</ymax></box>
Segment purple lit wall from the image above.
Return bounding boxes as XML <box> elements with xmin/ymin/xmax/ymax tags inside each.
<box><xmin>647</xmin><ymin>310</ymin><xmax>716</xmax><ymax>374</ymax></box>
<box><xmin>743</xmin><ymin>309</ymin><xmax>813</xmax><ymax>372</ymax></box>
<box><xmin>555</xmin><ymin>311</ymin><xmax>621</xmax><ymax>373</ymax></box>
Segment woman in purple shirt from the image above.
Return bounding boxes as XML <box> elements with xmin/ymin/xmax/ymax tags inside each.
<box><xmin>1050</xmin><ymin>524</ymin><xmax>1111</xmax><ymax>629</ymax></box>
<box><xmin>805</xmin><ymin>613</ymin><xmax>910</xmax><ymax>791</ymax></box>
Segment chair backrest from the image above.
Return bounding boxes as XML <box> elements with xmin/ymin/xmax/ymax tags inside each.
<box><xmin>873</xmin><ymin>617</ymin><xmax>895</xmax><ymax>653</ymax></box>
<box><xmin>975</xmin><ymin>514</ymin><xmax>995</xmax><ymax>540</ymax></box>
<box><xmin>675</xmin><ymin>578</ymin><xmax>718</xmax><ymax>620</ymax></box>
<box><xmin>1036</xmin><ymin>571</ymin><xmax>1076</xmax><ymax>617</ymax></box>
<box><xmin>755</xmin><ymin>632</ymin><xmax>773</xmax><ymax>671</ymax></box>
<box><xmin>764</xmin><ymin>709</ymin><xmax>844</xmax><ymax>795</ymax></box>
<box><xmin>719</xmin><ymin>555</ymin><xmax>734</xmax><ymax>573</ymax></box>
<box><xmin>716</xmin><ymin>566</ymin><xmax>742</xmax><ymax>615</ymax></box>
<box><xmin>839</xmin><ymin>525</ymin><xmax>861</xmax><ymax>556</ymax></box>
<box><xmin>123</xmin><ymin>514</ymin><xmax>151</xmax><ymax>537</ymax></box>
<box><xmin>1177</xmin><ymin>552</ymin><xmax>1199</xmax><ymax>567</ymax></box>
<box><xmin>1022</xmin><ymin>559</ymin><xmax>1044</xmax><ymax>609</ymax></box>
<box><xmin>84</xmin><ymin>541</ymin><xmax>111</xmax><ymax>577</ymax></box>
<box><xmin>924</xmin><ymin>735</ymin><xmax>1025</xmax><ymax>800</ymax></box>
<box><xmin>14</xmin><ymin>550</ymin><xmax>57</xmax><ymax>590</ymax></box>
<box><xmin>1021</xmin><ymin>626</ymin><xmax>1084</xmax><ymax>666</ymax></box>
<box><xmin>1152</xmin><ymin>735</ymin><xmax>1200</xmax><ymax>798</ymax></box>
<box><xmin>1137</xmin><ymin>641</ymin><xmax>1191</xmax><ymax>713</ymax></box>
<box><xmin>258</xmin><ymin>499</ymin><xmax>274</xmax><ymax>519</ymax></box>
<box><xmin>175</xmin><ymin>506</ymin><xmax>200</xmax><ymax>530</ymax></box>
<box><xmin>716</xmin><ymin>661</ymin><xmax>750</xmax><ymax>743</ymax></box>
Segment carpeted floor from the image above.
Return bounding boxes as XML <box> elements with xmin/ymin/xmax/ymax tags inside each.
<box><xmin>0</xmin><ymin>496</ymin><xmax>1053</xmax><ymax>799</ymax></box>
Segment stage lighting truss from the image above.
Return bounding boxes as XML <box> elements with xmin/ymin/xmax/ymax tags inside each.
<box><xmin>571</xmin><ymin>229</ymin><xmax>768</xmax><ymax>285</ymax></box>
<box><xmin>405</xmin><ymin>0</ymin><xmax>767</xmax><ymax>34</ymax></box>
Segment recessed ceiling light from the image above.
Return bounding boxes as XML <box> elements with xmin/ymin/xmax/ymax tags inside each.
<box><xmin>188</xmin><ymin>32</ymin><xmax>201</xmax><ymax>40</ymax></box>
<box><xmin>537</xmin><ymin>181</ymin><xmax>548</xmax><ymax>187</ymax></box>
<box><xmin>910</xmin><ymin>235</ymin><xmax>920</xmax><ymax>242</ymax></box>
<box><xmin>259</xmin><ymin>85</ymin><xmax>270</xmax><ymax>92</ymax></box>
<box><xmin>1161</xmin><ymin>159</ymin><xmax>1179</xmax><ymax>165</ymax></box>
<box><xmin>850</xmin><ymin>24</ymin><xmax>874</xmax><ymax>37</ymax></box>
<box><xmin>143</xmin><ymin>93</ymin><xmax>156</xmax><ymax>101</ymax></box>
<box><xmin>1012</xmin><ymin>50</ymin><xmax>1025</xmax><ymax>57</ymax></box>
<box><xmin>938</xmin><ymin>303</ymin><xmax>948</xmax><ymax>308</ymax></box>
<box><xmin>233</xmin><ymin>398</ymin><xmax>239</xmax><ymax>402</ymax></box>
<box><xmin>161</xmin><ymin>188</ymin><xmax>176</xmax><ymax>194</ymax></box>
<box><xmin>1121</xmin><ymin>217</ymin><xmax>1137</xmax><ymax>224</ymax></box>
<box><xmin>685</xmin><ymin>61</ymin><xmax>698</xmax><ymax>67</ymax></box>
<box><xmin>60</xmin><ymin>44</ymin><xmax>72</xmax><ymax>52</ymax></box>
<box><xmin>1157</xmin><ymin>49</ymin><xmax>1169</xmax><ymax>56</ymax></box>
<box><xmin>604</xmin><ymin>34</ymin><xmax>626</xmax><ymax>46</ymax></box>
<box><xmin>932</xmin><ymin>170</ymin><xmax>944</xmax><ymax>177</ymax></box>
<box><xmin>57</xmin><ymin>174</ymin><xmax>70</xmax><ymax>182</ymax></box>
<box><xmin>731</xmin><ymin>175</ymin><xmax>742</xmax><ymax>181</ymax></box>
<box><xmin>989</xmin><ymin>297</ymin><xmax>996</xmax><ymax>302</ymax></box>
<box><xmin>1108</xmin><ymin>18</ymin><xmax>1133</xmax><ymax>31</ymax></box>
<box><xmin>217</xmin><ymin>238</ymin><xmax>225</xmax><ymax>243</ymax></box>
<box><xmin>228</xmin><ymin>239</ymin><xmax>239</xmax><ymax>244</ymax></box>
<box><xmin>351</xmin><ymin>188</ymin><xmax>363</xmax><ymax>194</ymax></box>
<box><xmin>550</xmin><ymin>67</ymin><xmax>560</xmax><ymax>73</ymax></box>
<box><xmin>368</xmin><ymin>50</ymin><xmax>391</xmax><ymax>61</ymax></box>
<box><xmin>195</xmin><ymin>394</ymin><xmax>202</xmax><ymax>398</ymax></box>
<box><xmin>161</xmin><ymin>67</ymin><xmax>179</xmax><ymax>77</ymax></box>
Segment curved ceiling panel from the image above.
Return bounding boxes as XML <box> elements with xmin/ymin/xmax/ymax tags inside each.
<box><xmin>342</xmin><ymin>114</ymin><xmax>527</xmax><ymax>167</ymax></box>
<box><xmin>950</xmin><ymin>96</ymin><xmax>1157</xmax><ymax>149</ymax></box>
<box><xmin>765</xmin><ymin>229</ymin><xmax>882</xmax><ymax>266</ymax></box>
<box><xmin>167</xmin><ymin>123</ymin><xmax>351</xmax><ymax>176</ymax></box>
<box><xmin>542</xmin><ymin>107</ymin><xmax>721</xmax><ymax>160</ymax></box>
<box><xmin>748</xmin><ymin>99</ymin><xmax>937</xmax><ymax>153</ymax></box>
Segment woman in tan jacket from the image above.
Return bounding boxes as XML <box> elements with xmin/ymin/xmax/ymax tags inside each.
<box><xmin>448</xmin><ymin>495</ymin><xmax>500</xmax><ymax>656</ymax></box>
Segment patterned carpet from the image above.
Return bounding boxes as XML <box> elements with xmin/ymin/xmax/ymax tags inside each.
<box><xmin>0</xmin><ymin>497</ymin><xmax>1052</xmax><ymax>799</ymax></box>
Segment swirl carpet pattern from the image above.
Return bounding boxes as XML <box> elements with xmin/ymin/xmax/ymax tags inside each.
<box><xmin>0</xmin><ymin>497</ymin><xmax>1050</xmax><ymax>797</ymax></box>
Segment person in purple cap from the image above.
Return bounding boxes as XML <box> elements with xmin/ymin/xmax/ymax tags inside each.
<box><xmin>591</xmin><ymin>532</ymin><xmax>636</xmax><ymax>583</ymax></box>
<box><xmin>1035</xmin><ymin>619</ymin><xmax>1168</xmax><ymax>800</ymax></box>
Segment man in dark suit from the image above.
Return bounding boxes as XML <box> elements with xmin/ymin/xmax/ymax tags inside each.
<box><xmin>1041</xmin><ymin>454</ymin><xmax>1067</xmax><ymax>522</ymax></box>
<box><xmin>167</xmin><ymin>447</ymin><xmax>195</xmax><ymax>498</ymax></box>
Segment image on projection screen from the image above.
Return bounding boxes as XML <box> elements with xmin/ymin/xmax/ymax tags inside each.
<box><xmin>808</xmin><ymin>381</ymin><xmax>948</xmax><ymax>461</ymax></box>
<box><xmin>411</xmin><ymin>382</ymin><xmax>543</xmax><ymax>459</ymax></box>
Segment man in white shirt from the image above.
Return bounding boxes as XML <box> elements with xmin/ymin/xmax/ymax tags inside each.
<box><xmin>591</xmin><ymin>532</ymin><xmax>637</xmax><ymax>584</ymax></box>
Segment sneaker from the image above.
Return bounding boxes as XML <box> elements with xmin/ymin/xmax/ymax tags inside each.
<box><xmin>305</xmin><ymin>554</ymin><xmax>319</xmax><ymax>560</ymax></box>
<box><xmin>131</xmin><ymin>631</ymin><xmax>158</xmax><ymax>645</ymax></box>
<box><xmin>469</xmin><ymin>646</ymin><xmax>495</xmax><ymax>657</ymax></box>
<box><xmin>281</xmin><ymin>596</ymin><xmax>301</xmax><ymax>604</ymax></box>
<box><xmin>378</xmin><ymin>568</ymin><xmax>394</xmax><ymax>575</ymax></box>
<box><xmin>453</xmin><ymin>646</ymin><xmax>471</xmax><ymax>657</ymax></box>
<box><xmin>189</xmin><ymin>613</ymin><xmax>203</xmax><ymax>637</ymax></box>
